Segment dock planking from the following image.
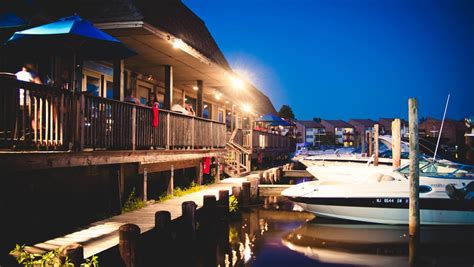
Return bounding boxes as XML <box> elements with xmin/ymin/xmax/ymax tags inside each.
<box><xmin>26</xmin><ymin>179</ymin><xmax>247</xmax><ymax>259</ymax></box>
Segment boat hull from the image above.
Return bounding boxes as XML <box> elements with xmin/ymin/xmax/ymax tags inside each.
<box><xmin>290</xmin><ymin>197</ymin><xmax>474</xmax><ymax>225</ymax></box>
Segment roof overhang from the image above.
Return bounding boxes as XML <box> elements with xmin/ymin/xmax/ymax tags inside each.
<box><xmin>94</xmin><ymin>21</ymin><xmax>271</xmax><ymax>114</ymax></box>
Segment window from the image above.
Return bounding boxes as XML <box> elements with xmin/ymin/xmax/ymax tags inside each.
<box><xmin>86</xmin><ymin>75</ymin><xmax>100</xmax><ymax>96</ymax></box>
<box><xmin>203</xmin><ymin>102</ymin><xmax>212</xmax><ymax>119</ymax></box>
<box><xmin>218</xmin><ymin>109</ymin><xmax>224</xmax><ymax>123</ymax></box>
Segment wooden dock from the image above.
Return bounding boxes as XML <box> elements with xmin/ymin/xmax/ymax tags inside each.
<box><xmin>26</xmin><ymin>178</ymin><xmax>247</xmax><ymax>259</ymax></box>
<box><xmin>258</xmin><ymin>184</ymin><xmax>292</xmax><ymax>196</ymax></box>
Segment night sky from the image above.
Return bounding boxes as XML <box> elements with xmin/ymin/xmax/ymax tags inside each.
<box><xmin>183</xmin><ymin>0</ymin><xmax>474</xmax><ymax>121</ymax></box>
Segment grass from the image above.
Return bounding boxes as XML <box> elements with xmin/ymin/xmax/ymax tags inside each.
<box><xmin>156</xmin><ymin>181</ymin><xmax>204</xmax><ymax>202</ymax></box>
<box><xmin>122</xmin><ymin>188</ymin><xmax>146</xmax><ymax>213</ymax></box>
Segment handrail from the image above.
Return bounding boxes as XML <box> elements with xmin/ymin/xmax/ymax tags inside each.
<box><xmin>0</xmin><ymin>76</ymin><xmax>225</xmax><ymax>151</ymax></box>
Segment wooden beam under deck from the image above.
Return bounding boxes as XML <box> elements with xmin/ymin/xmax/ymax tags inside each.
<box><xmin>0</xmin><ymin>149</ymin><xmax>226</xmax><ymax>172</ymax></box>
<box><xmin>138</xmin><ymin>159</ymin><xmax>201</xmax><ymax>174</ymax></box>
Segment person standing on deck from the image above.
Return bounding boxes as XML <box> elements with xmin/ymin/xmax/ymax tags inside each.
<box><xmin>16</xmin><ymin>63</ymin><xmax>42</xmax><ymax>132</ymax></box>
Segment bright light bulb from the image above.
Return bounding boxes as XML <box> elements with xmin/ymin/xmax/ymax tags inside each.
<box><xmin>242</xmin><ymin>104</ymin><xmax>252</xmax><ymax>113</ymax></box>
<box><xmin>192</xmin><ymin>86</ymin><xmax>198</xmax><ymax>90</ymax></box>
<box><xmin>230</xmin><ymin>76</ymin><xmax>245</xmax><ymax>89</ymax></box>
<box><xmin>172</xmin><ymin>38</ymin><xmax>183</xmax><ymax>49</ymax></box>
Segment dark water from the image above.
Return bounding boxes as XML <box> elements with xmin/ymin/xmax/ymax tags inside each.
<box><xmin>96</xmin><ymin>196</ymin><xmax>474</xmax><ymax>267</ymax></box>
<box><xmin>5</xmin><ymin>196</ymin><xmax>473</xmax><ymax>266</ymax></box>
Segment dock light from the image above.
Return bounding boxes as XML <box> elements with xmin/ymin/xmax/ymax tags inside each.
<box><xmin>242</xmin><ymin>104</ymin><xmax>252</xmax><ymax>113</ymax></box>
<box><xmin>192</xmin><ymin>85</ymin><xmax>198</xmax><ymax>90</ymax></box>
<box><xmin>172</xmin><ymin>38</ymin><xmax>183</xmax><ymax>49</ymax></box>
<box><xmin>230</xmin><ymin>76</ymin><xmax>245</xmax><ymax>90</ymax></box>
<box><xmin>225</xmin><ymin>100</ymin><xmax>229</xmax><ymax>104</ymax></box>
<box><xmin>215</xmin><ymin>93</ymin><xmax>222</xmax><ymax>100</ymax></box>
<box><xmin>146</xmin><ymin>75</ymin><xmax>153</xmax><ymax>81</ymax></box>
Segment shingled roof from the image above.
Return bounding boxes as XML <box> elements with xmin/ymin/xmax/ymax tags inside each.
<box><xmin>348</xmin><ymin>119</ymin><xmax>377</xmax><ymax>127</ymax></box>
<box><xmin>297</xmin><ymin>120</ymin><xmax>324</xmax><ymax>128</ymax></box>
<box><xmin>27</xmin><ymin>0</ymin><xmax>230</xmax><ymax>69</ymax></box>
<box><xmin>321</xmin><ymin>120</ymin><xmax>354</xmax><ymax>128</ymax></box>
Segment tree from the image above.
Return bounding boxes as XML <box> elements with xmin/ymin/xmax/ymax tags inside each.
<box><xmin>313</xmin><ymin>117</ymin><xmax>322</xmax><ymax>122</ymax></box>
<box><xmin>278</xmin><ymin>105</ymin><xmax>295</xmax><ymax>120</ymax></box>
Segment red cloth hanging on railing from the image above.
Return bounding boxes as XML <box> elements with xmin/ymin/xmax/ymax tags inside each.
<box><xmin>152</xmin><ymin>102</ymin><xmax>159</xmax><ymax>128</ymax></box>
<box><xmin>202</xmin><ymin>157</ymin><xmax>211</xmax><ymax>174</ymax></box>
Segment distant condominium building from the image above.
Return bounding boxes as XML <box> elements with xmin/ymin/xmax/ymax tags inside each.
<box><xmin>321</xmin><ymin>120</ymin><xmax>355</xmax><ymax>147</ymax></box>
<box><xmin>295</xmin><ymin>120</ymin><xmax>326</xmax><ymax>146</ymax></box>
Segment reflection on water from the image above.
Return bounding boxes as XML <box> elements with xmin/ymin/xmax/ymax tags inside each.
<box><xmin>97</xmin><ymin>196</ymin><xmax>474</xmax><ymax>266</ymax></box>
<box><xmin>224</xmin><ymin>197</ymin><xmax>474</xmax><ymax>267</ymax></box>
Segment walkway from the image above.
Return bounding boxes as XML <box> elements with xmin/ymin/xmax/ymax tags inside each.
<box><xmin>26</xmin><ymin>178</ymin><xmax>248</xmax><ymax>258</ymax></box>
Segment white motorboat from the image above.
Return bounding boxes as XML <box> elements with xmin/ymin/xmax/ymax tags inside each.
<box><xmin>281</xmin><ymin>221</ymin><xmax>474</xmax><ymax>266</ymax></box>
<box><xmin>282</xmin><ymin>158</ymin><xmax>474</xmax><ymax>224</ymax></box>
<box><xmin>299</xmin><ymin>135</ymin><xmax>410</xmax><ymax>168</ymax></box>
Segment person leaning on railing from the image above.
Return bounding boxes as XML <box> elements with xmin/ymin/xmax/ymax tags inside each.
<box><xmin>124</xmin><ymin>89</ymin><xmax>140</xmax><ymax>105</ymax></box>
<box><xmin>16</xmin><ymin>63</ymin><xmax>42</xmax><ymax>133</ymax></box>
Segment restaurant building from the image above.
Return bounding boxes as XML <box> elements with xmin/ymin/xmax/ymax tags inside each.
<box><xmin>0</xmin><ymin>0</ymin><xmax>294</xmax><ymax>255</ymax></box>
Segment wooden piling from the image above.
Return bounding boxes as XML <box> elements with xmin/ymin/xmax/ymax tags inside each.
<box><xmin>232</xmin><ymin>186</ymin><xmax>241</xmax><ymax>201</ymax></box>
<box><xmin>368</xmin><ymin>132</ymin><xmax>373</xmax><ymax>157</ymax></box>
<box><xmin>263</xmin><ymin>171</ymin><xmax>269</xmax><ymax>183</ymax></box>
<box><xmin>241</xmin><ymin>182</ymin><xmax>251</xmax><ymax>207</ymax></box>
<box><xmin>392</xmin><ymin>119</ymin><xmax>401</xmax><ymax>169</ymax></box>
<box><xmin>408</xmin><ymin>98</ymin><xmax>420</xmax><ymax>237</ymax></box>
<box><xmin>154</xmin><ymin>211</ymin><xmax>171</xmax><ymax>232</ymax></box>
<box><xmin>203</xmin><ymin>195</ymin><xmax>217</xmax><ymax>222</ymax></box>
<box><xmin>361</xmin><ymin>133</ymin><xmax>366</xmax><ymax>156</ymax></box>
<box><xmin>119</xmin><ymin>224</ymin><xmax>140</xmax><ymax>267</ymax></box>
<box><xmin>374</xmin><ymin>124</ymin><xmax>379</xmax><ymax>166</ymax></box>
<box><xmin>218</xmin><ymin>190</ymin><xmax>229</xmax><ymax>219</ymax></box>
<box><xmin>275</xmin><ymin>167</ymin><xmax>282</xmax><ymax>182</ymax></box>
<box><xmin>182</xmin><ymin>201</ymin><xmax>197</xmax><ymax>240</ymax></box>
<box><xmin>61</xmin><ymin>243</ymin><xmax>84</xmax><ymax>267</ymax></box>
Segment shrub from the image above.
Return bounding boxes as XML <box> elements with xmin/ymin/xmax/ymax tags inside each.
<box><xmin>122</xmin><ymin>188</ymin><xmax>146</xmax><ymax>213</ymax></box>
<box><xmin>10</xmin><ymin>244</ymin><xmax>99</xmax><ymax>266</ymax></box>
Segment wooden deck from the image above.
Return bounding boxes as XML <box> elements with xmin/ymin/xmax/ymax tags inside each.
<box><xmin>26</xmin><ymin>178</ymin><xmax>247</xmax><ymax>258</ymax></box>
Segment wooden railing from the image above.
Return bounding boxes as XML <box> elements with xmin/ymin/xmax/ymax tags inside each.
<box><xmin>224</xmin><ymin>128</ymin><xmax>251</xmax><ymax>176</ymax></box>
<box><xmin>242</xmin><ymin>129</ymin><xmax>293</xmax><ymax>150</ymax></box>
<box><xmin>0</xmin><ymin>76</ymin><xmax>225</xmax><ymax>151</ymax></box>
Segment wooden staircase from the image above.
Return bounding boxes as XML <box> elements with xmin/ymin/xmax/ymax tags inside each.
<box><xmin>224</xmin><ymin>128</ymin><xmax>252</xmax><ymax>177</ymax></box>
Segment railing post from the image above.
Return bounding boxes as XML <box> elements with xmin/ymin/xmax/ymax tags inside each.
<box><xmin>78</xmin><ymin>94</ymin><xmax>85</xmax><ymax>151</ymax></box>
<box><xmin>210</xmin><ymin>121</ymin><xmax>213</xmax><ymax>148</ymax></box>
<box><xmin>131</xmin><ymin>106</ymin><xmax>136</xmax><ymax>151</ymax></box>
<box><xmin>191</xmin><ymin>117</ymin><xmax>195</xmax><ymax>149</ymax></box>
<box><xmin>166</xmin><ymin>112</ymin><xmax>170</xmax><ymax>149</ymax></box>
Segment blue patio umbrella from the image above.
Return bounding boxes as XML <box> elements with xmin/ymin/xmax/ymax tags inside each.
<box><xmin>5</xmin><ymin>15</ymin><xmax>136</xmax><ymax>91</ymax></box>
<box><xmin>256</xmin><ymin>113</ymin><xmax>291</xmax><ymax>126</ymax></box>
<box><xmin>5</xmin><ymin>15</ymin><xmax>136</xmax><ymax>60</ymax></box>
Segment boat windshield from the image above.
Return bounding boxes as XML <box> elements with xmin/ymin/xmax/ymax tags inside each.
<box><xmin>398</xmin><ymin>158</ymin><xmax>474</xmax><ymax>179</ymax></box>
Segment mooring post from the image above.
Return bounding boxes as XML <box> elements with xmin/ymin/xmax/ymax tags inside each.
<box><xmin>203</xmin><ymin>195</ymin><xmax>217</xmax><ymax>227</ymax></box>
<box><xmin>218</xmin><ymin>190</ymin><xmax>229</xmax><ymax>220</ymax></box>
<box><xmin>61</xmin><ymin>243</ymin><xmax>84</xmax><ymax>267</ymax></box>
<box><xmin>368</xmin><ymin>132</ymin><xmax>373</xmax><ymax>157</ymax></box>
<box><xmin>155</xmin><ymin>211</ymin><xmax>171</xmax><ymax>233</ymax></box>
<box><xmin>232</xmin><ymin>186</ymin><xmax>241</xmax><ymax>202</ymax></box>
<box><xmin>361</xmin><ymin>133</ymin><xmax>366</xmax><ymax>156</ymax></box>
<box><xmin>241</xmin><ymin>182</ymin><xmax>251</xmax><ymax>207</ymax></box>
<box><xmin>374</xmin><ymin>124</ymin><xmax>379</xmax><ymax>166</ymax></box>
<box><xmin>119</xmin><ymin>224</ymin><xmax>140</xmax><ymax>267</ymax></box>
<box><xmin>408</xmin><ymin>98</ymin><xmax>420</xmax><ymax>237</ymax></box>
<box><xmin>392</xmin><ymin>119</ymin><xmax>401</xmax><ymax>169</ymax></box>
<box><xmin>143</xmin><ymin>167</ymin><xmax>148</xmax><ymax>201</ymax></box>
<box><xmin>182</xmin><ymin>201</ymin><xmax>197</xmax><ymax>240</ymax></box>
